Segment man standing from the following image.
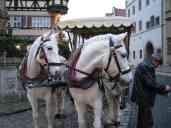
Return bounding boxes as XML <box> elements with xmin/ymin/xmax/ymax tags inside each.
<box><xmin>131</xmin><ymin>42</ymin><xmax>171</xmax><ymax>128</ymax></box>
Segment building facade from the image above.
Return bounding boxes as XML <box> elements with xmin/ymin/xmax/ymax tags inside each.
<box><xmin>6</xmin><ymin>0</ymin><xmax>52</xmax><ymax>39</ymax></box>
<box><xmin>165</xmin><ymin>0</ymin><xmax>171</xmax><ymax>64</ymax></box>
<box><xmin>126</xmin><ymin>0</ymin><xmax>164</xmax><ymax>66</ymax></box>
<box><xmin>0</xmin><ymin>0</ymin><xmax>8</xmax><ymax>34</ymax></box>
<box><xmin>106</xmin><ymin>7</ymin><xmax>126</xmax><ymax>17</ymax></box>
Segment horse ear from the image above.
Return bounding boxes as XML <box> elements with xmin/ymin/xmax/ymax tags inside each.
<box><xmin>117</xmin><ymin>32</ymin><xmax>128</xmax><ymax>41</ymax></box>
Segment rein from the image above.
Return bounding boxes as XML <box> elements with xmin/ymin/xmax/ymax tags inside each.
<box><xmin>102</xmin><ymin>37</ymin><xmax>131</xmax><ymax>90</ymax></box>
<box><xmin>112</xmin><ymin>51</ymin><xmax>131</xmax><ymax>75</ymax></box>
<box><xmin>30</xmin><ymin>35</ymin><xmax>131</xmax><ymax>90</ymax></box>
<box><xmin>47</xmin><ymin>37</ymin><xmax>131</xmax><ymax>83</ymax></box>
<box><xmin>35</xmin><ymin>31</ymin><xmax>93</xmax><ymax>82</ymax></box>
<box><xmin>47</xmin><ymin>62</ymin><xmax>92</xmax><ymax>77</ymax></box>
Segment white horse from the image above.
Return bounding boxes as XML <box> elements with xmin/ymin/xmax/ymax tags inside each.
<box><xmin>25</xmin><ymin>30</ymin><xmax>66</xmax><ymax>128</ymax></box>
<box><xmin>68</xmin><ymin>33</ymin><xmax>133</xmax><ymax>128</ymax></box>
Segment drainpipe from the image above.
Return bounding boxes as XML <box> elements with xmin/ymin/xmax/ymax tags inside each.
<box><xmin>161</xmin><ymin>0</ymin><xmax>166</xmax><ymax>65</ymax></box>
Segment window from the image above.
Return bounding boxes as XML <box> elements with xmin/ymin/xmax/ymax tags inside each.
<box><xmin>140</xmin><ymin>49</ymin><xmax>143</xmax><ymax>59</ymax></box>
<box><xmin>21</xmin><ymin>16</ymin><xmax>27</xmax><ymax>28</ymax></box>
<box><xmin>132</xmin><ymin>5</ymin><xmax>135</xmax><ymax>15</ymax></box>
<box><xmin>146</xmin><ymin>0</ymin><xmax>150</xmax><ymax>6</ymax></box>
<box><xmin>167</xmin><ymin>37</ymin><xmax>171</xmax><ymax>55</ymax></box>
<box><xmin>138</xmin><ymin>0</ymin><xmax>142</xmax><ymax>11</ymax></box>
<box><xmin>146</xmin><ymin>21</ymin><xmax>150</xmax><ymax>29</ymax></box>
<box><xmin>166</xmin><ymin>0</ymin><xmax>171</xmax><ymax>12</ymax></box>
<box><xmin>9</xmin><ymin>16</ymin><xmax>22</xmax><ymax>28</ymax></box>
<box><xmin>128</xmin><ymin>9</ymin><xmax>130</xmax><ymax>17</ymax></box>
<box><xmin>150</xmin><ymin>16</ymin><xmax>155</xmax><ymax>27</ymax></box>
<box><xmin>132</xmin><ymin>22</ymin><xmax>136</xmax><ymax>33</ymax></box>
<box><xmin>133</xmin><ymin>51</ymin><xmax>136</xmax><ymax>59</ymax></box>
<box><xmin>139</xmin><ymin>20</ymin><xmax>142</xmax><ymax>31</ymax></box>
<box><xmin>8</xmin><ymin>21</ymin><xmax>10</xmax><ymax>27</ymax></box>
<box><xmin>155</xmin><ymin>16</ymin><xmax>160</xmax><ymax>25</ymax></box>
<box><xmin>32</xmin><ymin>16</ymin><xmax>51</xmax><ymax>28</ymax></box>
<box><xmin>14</xmin><ymin>16</ymin><xmax>22</xmax><ymax>27</ymax></box>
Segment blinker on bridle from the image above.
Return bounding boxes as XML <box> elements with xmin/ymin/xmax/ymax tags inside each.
<box><xmin>36</xmin><ymin>37</ymin><xmax>51</xmax><ymax>66</ymax></box>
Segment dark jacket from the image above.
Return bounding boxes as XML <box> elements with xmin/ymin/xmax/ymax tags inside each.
<box><xmin>131</xmin><ymin>59</ymin><xmax>161</xmax><ymax>107</ymax></box>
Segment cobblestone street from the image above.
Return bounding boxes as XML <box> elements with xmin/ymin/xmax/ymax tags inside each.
<box><xmin>0</xmin><ymin>93</ymin><xmax>133</xmax><ymax>128</ymax></box>
<box><xmin>0</xmin><ymin>95</ymin><xmax>78</xmax><ymax>128</ymax></box>
<box><xmin>0</xmin><ymin>74</ymin><xmax>171</xmax><ymax>128</ymax></box>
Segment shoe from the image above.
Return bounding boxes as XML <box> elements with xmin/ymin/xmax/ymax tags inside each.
<box><xmin>54</xmin><ymin>114</ymin><xmax>66</xmax><ymax>119</ymax></box>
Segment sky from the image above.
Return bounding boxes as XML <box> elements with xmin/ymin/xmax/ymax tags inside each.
<box><xmin>61</xmin><ymin>0</ymin><xmax>126</xmax><ymax>20</ymax></box>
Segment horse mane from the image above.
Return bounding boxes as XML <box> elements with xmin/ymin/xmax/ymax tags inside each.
<box><xmin>85</xmin><ymin>32</ymin><xmax>127</xmax><ymax>47</ymax></box>
<box><xmin>27</xmin><ymin>31</ymin><xmax>53</xmax><ymax>78</ymax></box>
<box><xmin>85</xmin><ymin>34</ymin><xmax>112</xmax><ymax>46</ymax></box>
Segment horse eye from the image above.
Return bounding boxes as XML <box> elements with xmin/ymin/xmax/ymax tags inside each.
<box><xmin>121</xmin><ymin>53</ymin><xmax>127</xmax><ymax>58</ymax></box>
<box><xmin>47</xmin><ymin>47</ymin><xmax>53</xmax><ymax>50</ymax></box>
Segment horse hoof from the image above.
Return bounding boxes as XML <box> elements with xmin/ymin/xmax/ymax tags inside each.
<box><xmin>104</xmin><ymin>121</ymin><xmax>121</xmax><ymax>128</ymax></box>
<box><xmin>54</xmin><ymin>114</ymin><xmax>66</xmax><ymax>119</ymax></box>
<box><xmin>120</xmin><ymin>103</ymin><xmax>126</xmax><ymax>110</ymax></box>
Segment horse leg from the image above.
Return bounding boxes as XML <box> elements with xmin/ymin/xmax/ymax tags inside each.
<box><xmin>55</xmin><ymin>88</ymin><xmax>66</xmax><ymax>118</ymax></box>
<box><xmin>112</xmin><ymin>96</ymin><xmax>120</xmax><ymax>125</ymax></box>
<box><xmin>27</xmin><ymin>92</ymin><xmax>39</xmax><ymax>128</ymax></box>
<box><xmin>106</xmin><ymin>95</ymin><xmax>121</xmax><ymax>127</ymax></box>
<box><xmin>75</xmin><ymin>101</ymin><xmax>86</xmax><ymax>128</ymax></box>
<box><xmin>45</xmin><ymin>92</ymin><xmax>54</xmax><ymax>128</ymax></box>
<box><xmin>93</xmin><ymin>95</ymin><xmax>103</xmax><ymax>128</ymax></box>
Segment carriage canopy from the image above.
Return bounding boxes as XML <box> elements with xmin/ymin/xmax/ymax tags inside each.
<box><xmin>59</xmin><ymin>16</ymin><xmax>133</xmax><ymax>28</ymax></box>
<box><xmin>58</xmin><ymin>16</ymin><xmax>133</xmax><ymax>55</ymax></box>
<box><xmin>59</xmin><ymin>16</ymin><xmax>133</xmax><ymax>37</ymax></box>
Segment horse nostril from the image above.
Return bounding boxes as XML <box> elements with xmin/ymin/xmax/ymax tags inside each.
<box><xmin>55</xmin><ymin>71</ymin><xmax>59</xmax><ymax>76</ymax></box>
<box><xmin>54</xmin><ymin>71</ymin><xmax>61</xmax><ymax>80</ymax></box>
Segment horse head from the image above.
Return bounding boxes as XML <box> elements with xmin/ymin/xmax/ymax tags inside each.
<box><xmin>107</xmin><ymin>32</ymin><xmax>133</xmax><ymax>85</ymax></box>
<box><xmin>27</xmin><ymin>30</ymin><xmax>64</xmax><ymax>79</ymax></box>
<box><xmin>75</xmin><ymin>33</ymin><xmax>132</xmax><ymax>84</ymax></box>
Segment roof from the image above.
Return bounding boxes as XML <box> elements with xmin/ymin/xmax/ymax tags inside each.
<box><xmin>58</xmin><ymin>16</ymin><xmax>133</xmax><ymax>29</ymax></box>
<box><xmin>113</xmin><ymin>7</ymin><xmax>126</xmax><ymax>17</ymax></box>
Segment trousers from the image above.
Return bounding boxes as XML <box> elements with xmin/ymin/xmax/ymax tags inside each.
<box><xmin>136</xmin><ymin>104</ymin><xmax>153</xmax><ymax>128</ymax></box>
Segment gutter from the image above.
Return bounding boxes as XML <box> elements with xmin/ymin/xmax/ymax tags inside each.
<box><xmin>161</xmin><ymin>0</ymin><xmax>166</xmax><ymax>65</ymax></box>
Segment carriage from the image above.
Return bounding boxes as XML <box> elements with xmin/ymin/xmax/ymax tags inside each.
<box><xmin>58</xmin><ymin>16</ymin><xmax>133</xmax><ymax>54</ymax></box>
<box><xmin>58</xmin><ymin>16</ymin><xmax>134</xmax><ymax>127</ymax></box>
<box><xmin>24</xmin><ymin>16</ymin><xmax>133</xmax><ymax>128</ymax></box>
<box><xmin>58</xmin><ymin>16</ymin><xmax>133</xmax><ymax>104</ymax></box>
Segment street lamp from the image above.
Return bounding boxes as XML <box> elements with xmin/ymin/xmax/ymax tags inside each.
<box><xmin>15</xmin><ymin>44</ymin><xmax>21</xmax><ymax>50</ymax></box>
<box><xmin>47</xmin><ymin>0</ymin><xmax>69</xmax><ymax>26</ymax></box>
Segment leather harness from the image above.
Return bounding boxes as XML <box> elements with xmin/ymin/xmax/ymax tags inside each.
<box><xmin>21</xmin><ymin>32</ymin><xmax>131</xmax><ymax>90</ymax></box>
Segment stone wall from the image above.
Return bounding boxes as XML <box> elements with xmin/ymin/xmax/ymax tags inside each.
<box><xmin>0</xmin><ymin>0</ymin><xmax>8</xmax><ymax>33</ymax></box>
<box><xmin>0</xmin><ymin>65</ymin><xmax>25</xmax><ymax>102</ymax></box>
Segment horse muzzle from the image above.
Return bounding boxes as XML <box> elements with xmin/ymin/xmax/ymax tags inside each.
<box><xmin>53</xmin><ymin>71</ymin><xmax>62</xmax><ymax>80</ymax></box>
<box><xmin>119</xmin><ymin>71</ymin><xmax>133</xmax><ymax>86</ymax></box>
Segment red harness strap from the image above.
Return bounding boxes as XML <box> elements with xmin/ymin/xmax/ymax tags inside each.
<box><xmin>20</xmin><ymin>57</ymin><xmax>29</xmax><ymax>81</ymax></box>
<box><xmin>68</xmin><ymin>48</ymin><xmax>82</xmax><ymax>88</ymax></box>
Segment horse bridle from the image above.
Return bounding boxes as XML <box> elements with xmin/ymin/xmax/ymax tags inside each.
<box><xmin>36</xmin><ymin>32</ymin><xmax>64</xmax><ymax>80</ymax></box>
<box><xmin>104</xmin><ymin>38</ymin><xmax>131</xmax><ymax>81</ymax></box>
<box><xmin>36</xmin><ymin>35</ymin><xmax>131</xmax><ymax>84</ymax></box>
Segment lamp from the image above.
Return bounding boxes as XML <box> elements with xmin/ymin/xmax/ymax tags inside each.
<box><xmin>16</xmin><ymin>44</ymin><xmax>21</xmax><ymax>50</ymax></box>
<box><xmin>47</xmin><ymin>0</ymin><xmax>69</xmax><ymax>26</ymax></box>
